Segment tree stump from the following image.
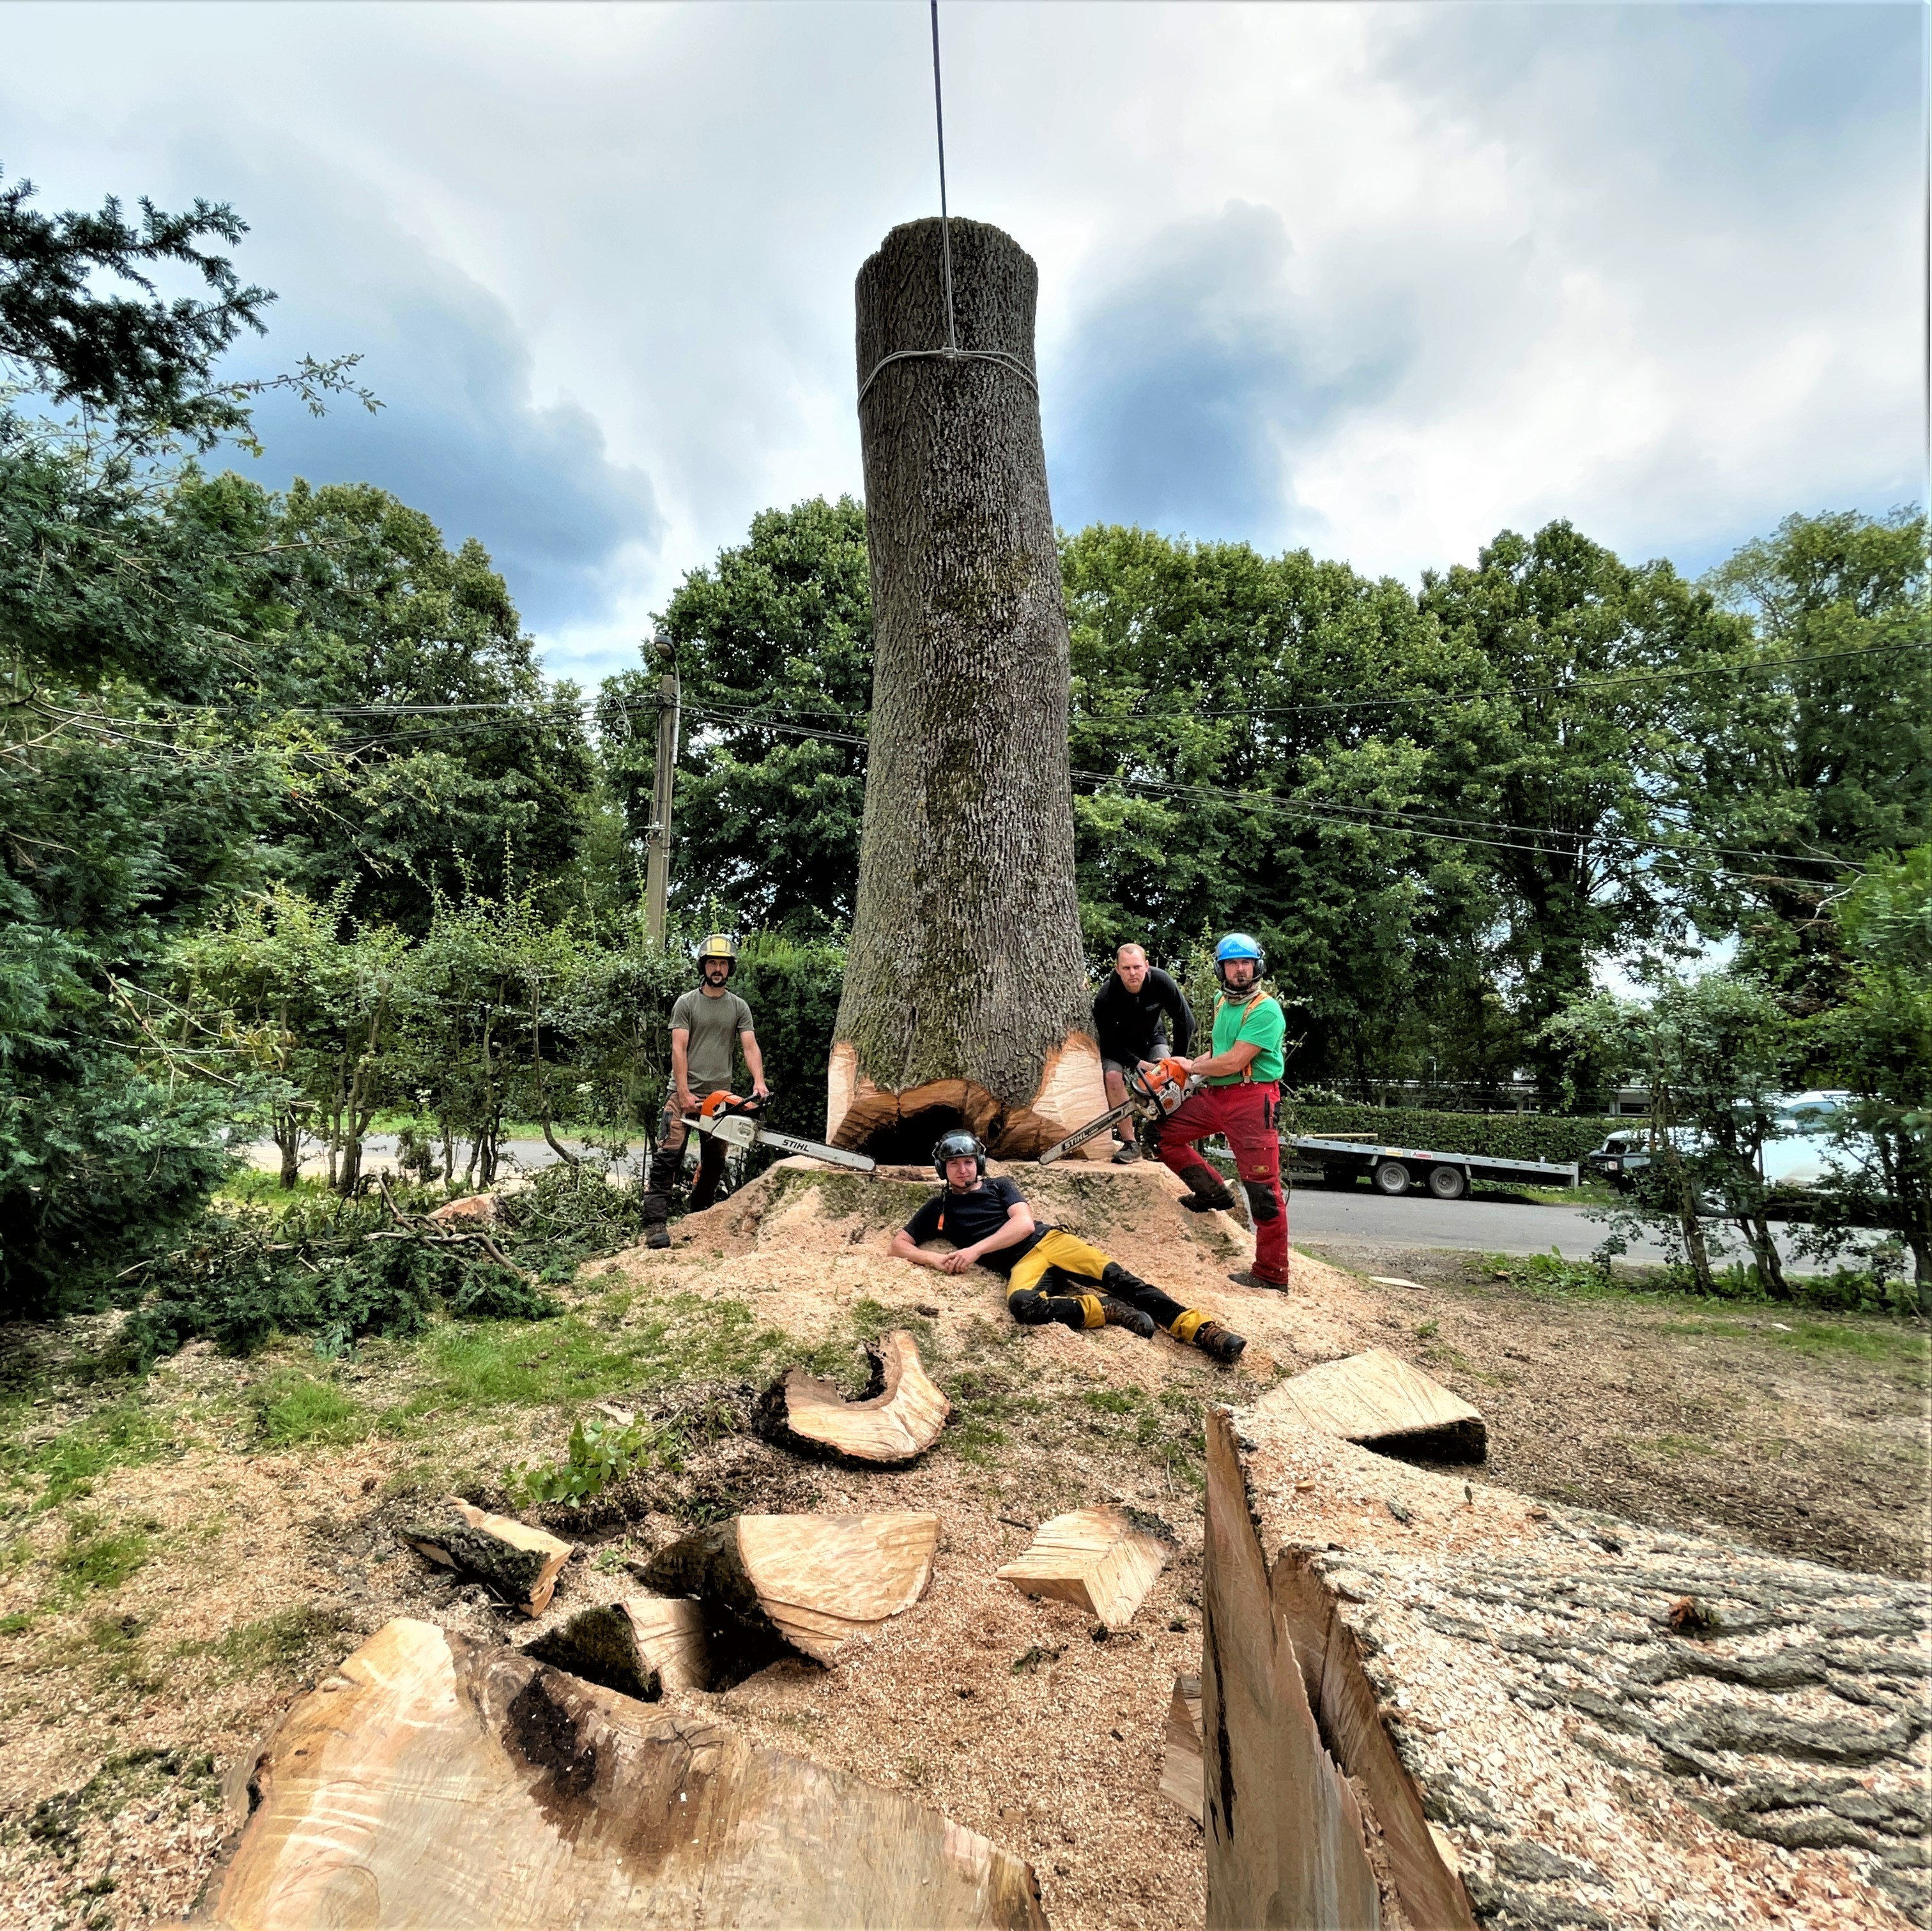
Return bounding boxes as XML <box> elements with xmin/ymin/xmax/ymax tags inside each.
<box><xmin>757</xmin><ymin>1331</ymin><xmax>951</xmax><ymax>1464</ymax></box>
<box><xmin>522</xmin><ymin>1595</ymin><xmax>710</xmax><ymax>1700</ymax></box>
<box><xmin>995</xmin><ymin>1506</ymin><xmax>1174</xmax><ymax>1630</ymax></box>
<box><xmin>1272</xmin><ymin>1347</ymin><xmax>1487</xmax><ymax>1462</ymax></box>
<box><xmin>641</xmin><ymin>1511</ymin><xmax>939</xmax><ymax>1669</ymax></box>
<box><xmin>195</xmin><ymin>1617</ymin><xmax>1046</xmax><ymax>1928</ymax></box>
<box><xmin>403</xmin><ymin>1500</ymin><xmax>572</xmax><ymax>1617</ymax></box>
<box><xmin>829</xmin><ymin>217</ymin><xmax>1105</xmax><ymax>1163</ymax></box>
<box><xmin>1202</xmin><ymin>1389</ymin><xmax>1930</xmax><ymax>1930</ymax></box>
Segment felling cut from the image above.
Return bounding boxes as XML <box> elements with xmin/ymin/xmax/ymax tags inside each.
<box><xmin>758</xmin><ymin>1329</ymin><xmax>951</xmax><ymax>1464</ymax></box>
<box><xmin>521</xmin><ymin>1594</ymin><xmax>710</xmax><ymax>1700</ymax></box>
<box><xmin>641</xmin><ymin>1511</ymin><xmax>940</xmax><ymax>1668</ymax></box>
<box><xmin>995</xmin><ymin>1506</ymin><xmax>1175</xmax><ymax>1630</ymax></box>
<box><xmin>192</xmin><ymin>1617</ymin><xmax>1046</xmax><ymax>1929</ymax></box>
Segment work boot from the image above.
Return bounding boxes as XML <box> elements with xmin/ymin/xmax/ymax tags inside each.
<box><xmin>1112</xmin><ymin>1138</ymin><xmax>1141</xmax><ymax>1164</ymax></box>
<box><xmin>1193</xmin><ymin>1320</ymin><xmax>1246</xmax><ymax>1365</ymax></box>
<box><xmin>1176</xmin><ymin>1161</ymin><xmax>1236</xmax><ymax>1213</ymax></box>
<box><xmin>1097</xmin><ymin>1296</ymin><xmax>1157</xmax><ymax>1339</ymax></box>
<box><xmin>1227</xmin><ymin>1269</ymin><xmax>1289</xmax><ymax>1291</ymax></box>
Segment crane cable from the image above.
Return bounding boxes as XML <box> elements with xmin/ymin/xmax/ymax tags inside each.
<box><xmin>856</xmin><ymin>1</ymin><xmax>1039</xmax><ymax>407</ymax></box>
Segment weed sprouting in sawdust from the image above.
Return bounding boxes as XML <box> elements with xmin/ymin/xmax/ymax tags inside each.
<box><xmin>251</xmin><ymin>1371</ymin><xmax>368</xmax><ymax>1447</ymax></box>
<box><xmin>1</xmin><ymin>1396</ymin><xmax>176</xmax><ymax>1514</ymax></box>
<box><xmin>172</xmin><ymin>1605</ymin><xmax>352</xmax><ymax>1683</ymax></box>
<box><xmin>53</xmin><ymin>1513</ymin><xmax>152</xmax><ymax>1598</ymax></box>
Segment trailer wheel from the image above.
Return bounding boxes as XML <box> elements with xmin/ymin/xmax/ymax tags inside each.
<box><xmin>1372</xmin><ymin>1159</ymin><xmax>1411</xmax><ymax>1196</ymax></box>
<box><xmin>1427</xmin><ymin>1164</ymin><xmax>1468</xmax><ymax>1201</ymax></box>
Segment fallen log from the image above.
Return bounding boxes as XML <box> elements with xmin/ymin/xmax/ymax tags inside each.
<box><xmin>995</xmin><ymin>1506</ymin><xmax>1174</xmax><ymax>1630</ymax></box>
<box><xmin>641</xmin><ymin>1511</ymin><xmax>939</xmax><ymax>1668</ymax></box>
<box><xmin>194</xmin><ymin>1617</ymin><xmax>1046</xmax><ymax>1928</ymax></box>
<box><xmin>404</xmin><ymin>1499</ymin><xmax>572</xmax><ymax>1617</ymax></box>
<box><xmin>1271</xmin><ymin>1345</ymin><xmax>1486</xmax><ymax>1461</ymax></box>
<box><xmin>521</xmin><ymin>1594</ymin><xmax>710</xmax><ymax>1699</ymax></box>
<box><xmin>1160</xmin><ymin>1672</ymin><xmax>1203</xmax><ymax>1825</ymax></box>
<box><xmin>1201</xmin><ymin>1387</ymin><xmax>1930</xmax><ymax>1931</ymax></box>
<box><xmin>758</xmin><ymin>1330</ymin><xmax>951</xmax><ymax>1465</ymax></box>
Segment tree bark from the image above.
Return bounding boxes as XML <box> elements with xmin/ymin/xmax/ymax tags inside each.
<box><xmin>829</xmin><ymin>218</ymin><xmax>1103</xmax><ymax>1162</ymax></box>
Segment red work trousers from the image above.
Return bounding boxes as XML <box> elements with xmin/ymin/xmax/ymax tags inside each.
<box><xmin>1156</xmin><ymin>1080</ymin><xmax>1289</xmax><ymax>1286</ymax></box>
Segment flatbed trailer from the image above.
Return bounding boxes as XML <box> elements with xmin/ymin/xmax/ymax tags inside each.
<box><xmin>1288</xmin><ymin>1134</ymin><xmax>1578</xmax><ymax>1200</ymax></box>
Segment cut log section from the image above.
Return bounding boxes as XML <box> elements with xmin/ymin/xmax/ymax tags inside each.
<box><xmin>521</xmin><ymin>1594</ymin><xmax>710</xmax><ymax>1700</ymax></box>
<box><xmin>995</xmin><ymin>1506</ymin><xmax>1174</xmax><ymax>1630</ymax></box>
<box><xmin>758</xmin><ymin>1330</ymin><xmax>951</xmax><ymax>1464</ymax></box>
<box><xmin>1160</xmin><ymin>1672</ymin><xmax>1204</xmax><ymax>1825</ymax></box>
<box><xmin>194</xmin><ymin>1617</ymin><xmax>1046</xmax><ymax>1929</ymax></box>
<box><xmin>403</xmin><ymin>1499</ymin><xmax>572</xmax><ymax>1617</ymax></box>
<box><xmin>1272</xmin><ymin>1346</ymin><xmax>1487</xmax><ymax>1461</ymax></box>
<box><xmin>1202</xmin><ymin>1390</ymin><xmax>1932</xmax><ymax>1931</ymax></box>
<box><xmin>641</xmin><ymin>1511</ymin><xmax>939</xmax><ymax>1668</ymax></box>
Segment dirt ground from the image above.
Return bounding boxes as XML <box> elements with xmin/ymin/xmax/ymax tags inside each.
<box><xmin>0</xmin><ymin>1159</ymin><xmax>1924</xmax><ymax>1928</ymax></box>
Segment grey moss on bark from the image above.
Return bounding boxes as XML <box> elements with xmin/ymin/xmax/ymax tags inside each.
<box><xmin>837</xmin><ymin>218</ymin><xmax>1091</xmax><ymax>1104</ymax></box>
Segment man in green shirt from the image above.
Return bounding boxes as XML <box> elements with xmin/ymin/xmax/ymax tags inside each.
<box><xmin>640</xmin><ymin>933</ymin><xmax>767</xmax><ymax>1248</ymax></box>
<box><xmin>1148</xmin><ymin>932</ymin><xmax>1291</xmax><ymax>1288</ymax></box>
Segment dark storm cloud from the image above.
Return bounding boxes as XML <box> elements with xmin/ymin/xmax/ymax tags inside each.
<box><xmin>1043</xmin><ymin>202</ymin><xmax>1413</xmax><ymax>546</ymax></box>
<box><xmin>220</xmin><ymin>162</ymin><xmax>661</xmax><ymax>637</ymax></box>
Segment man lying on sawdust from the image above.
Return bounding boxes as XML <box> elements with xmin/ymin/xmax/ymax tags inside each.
<box><xmin>889</xmin><ymin>1129</ymin><xmax>1247</xmax><ymax>1364</ymax></box>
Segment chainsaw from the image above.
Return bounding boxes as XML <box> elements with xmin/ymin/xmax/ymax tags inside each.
<box><xmin>682</xmin><ymin>1091</ymin><xmax>877</xmax><ymax>1173</ymax></box>
<box><xmin>1037</xmin><ymin>1057</ymin><xmax>1198</xmax><ymax>1164</ymax></box>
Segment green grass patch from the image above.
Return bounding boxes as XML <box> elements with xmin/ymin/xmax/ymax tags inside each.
<box><xmin>55</xmin><ymin>1515</ymin><xmax>151</xmax><ymax>1596</ymax></box>
<box><xmin>1</xmin><ymin>1398</ymin><xmax>174</xmax><ymax>1512</ymax></box>
<box><xmin>252</xmin><ymin>1371</ymin><xmax>369</xmax><ymax>1447</ymax></box>
<box><xmin>214</xmin><ymin>1169</ymin><xmax>337</xmax><ymax>1212</ymax></box>
<box><xmin>196</xmin><ymin>1605</ymin><xmax>350</xmax><ymax>1679</ymax></box>
<box><xmin>1644</xmin><ymin>1433</ymin><xmax>1717</xmax><ymax>1460</ymax></box>
<box><xmin>1081</xmin><ymin>1387</ymin><xmax>1138</xmax><ymax>1415</ymax></box>
<box><xmin>1653</xmin><ymin>1315</ymin><xmax>1926</xmax><ymax>1368</ymax></box>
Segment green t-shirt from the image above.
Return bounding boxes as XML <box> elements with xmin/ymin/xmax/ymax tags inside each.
<box><xmin>1208</xmin><ymin>991</ymin><xmax>1285</xmax><ymax>1085</ymax></box>
<box><xmin>671</xmin><ymin>988</ymin><xmax>755</xmax><ymax>1092</ymax></box>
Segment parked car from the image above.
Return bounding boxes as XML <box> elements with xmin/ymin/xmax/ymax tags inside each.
<box><xmin>1586</xmin><ymin>1093</ymin><xmax>1864</xmax><ymax>1195</ymax></box>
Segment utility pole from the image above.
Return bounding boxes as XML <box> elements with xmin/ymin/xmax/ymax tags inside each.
<box><xmin>643</xmin><ymin>631</ymin><xmax>680</xmax><ymax>949</ymax></box>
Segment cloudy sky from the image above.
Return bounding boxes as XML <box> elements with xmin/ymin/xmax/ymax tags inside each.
<box><xmin>5</xmin><ymin>2</ymin><xmax>1923</xmax><ymax>687</ymax></box>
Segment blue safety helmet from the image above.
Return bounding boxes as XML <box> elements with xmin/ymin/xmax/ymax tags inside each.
<box><xmin>1214</xmin><ymin>931</ymin><xmax>1266</xmax><ymax>988</ymax></box>
<box><xmin>932</xmin><ymin>1128</ymin><xmax>988</xmax><ymax>1181</ymax></box>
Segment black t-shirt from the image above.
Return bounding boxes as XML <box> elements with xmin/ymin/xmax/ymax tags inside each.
<box><xmin>903</xmin><ymin>1177</ymin><xmax>1046</xmax><ymax>1278</ymax></box>
<box><xmin>1092</xmin><ymin>966</ymin><xmax>1195</xmax><ymax>1064</ymax></box>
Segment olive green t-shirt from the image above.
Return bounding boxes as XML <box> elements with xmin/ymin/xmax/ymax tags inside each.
<box><xmin>671</xmin><ymin>988</ymin><xmax>754</xmax><ymax>1092</ymax></box>
<box><xmin>1208</xmin><ymin>991</ymin><xmax>1286</xmax><ymax>1085</ymax></box>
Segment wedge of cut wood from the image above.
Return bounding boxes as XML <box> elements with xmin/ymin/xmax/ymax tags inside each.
<box><xmin>1273</xmin><ymin>1346</ymin><xmax>1487</xmax><ymax>1461</ymax></box>
<box><xmin>760</xmin><ymin>1330</ymin><xmax>951</xmax><ymax>1464</ymax></box>
<box><xmin>995</xmin><ymin>1506</ymin><xmax>1174</xmax><ymax>1630</ymax></box>
<box><xmin>1160</xmin><ymin>1673</ymin><xmax>1204</xmax><ymax>1824</ymax></box>
<box><xmin>403</xmin><ymin>1499</ymin><xmax>572</xmax><ymax>1616</ymax></box>
<box><xmin>642</xmin><ymin>1511</ymin><xmax>939</xmax><ymax>1668</ymax></box>
<box><xmin>521</xmin><ymin>1594</ymin><xmax>710</xmax><ymax>1699</ymax></box>
<box><xmin>193</xmin><ymin>1617</ymin><xmax>1045</xmax><ymax>1929</ymax></box>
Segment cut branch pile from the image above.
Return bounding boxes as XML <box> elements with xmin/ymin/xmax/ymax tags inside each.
<box><xmin>1271</xmin><ymin>1346</ymin><xmax>1487</xmax><ymax>1461</ymax></box>
<box><xmin>757</xmin><ymin>1331</ymin><xmax>950</xmax><ymax>1465</ymax></box>
<box><xmin>195</xmin><ymin>1617</ymin><xmax>1046</xmax><ymax>1928</ymax></box>
<box><xmin>995</xmin><ymin>1506</ymin><xmax>1175</xmax><ymax>1630</ymax></box>
<box><xmin>522</xmin><ymin>1595</ymin><xmax>710</xmax><ymax>1699</ymax></box>
<box><xmin>404</xmin><ymin>1500</ymin><xmax>572</xmax><ymax>1617</ymax></box>
<box><xmin>641</xmin><ymin>1511</ymin><xmax>939</xmax><ymax>1669</ymax></box>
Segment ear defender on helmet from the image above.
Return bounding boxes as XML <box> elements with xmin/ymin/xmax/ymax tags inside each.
<box><xmin>1213</xmin><ymin>931</ymin><xmax>1265</xmax><ymax>989</ymax></box>
<box><xmin>697</xmin><ymin>931</ymin><xmax>739</xmax><ymax>979</ymax></box>
<box><xmin>931</xmin><ymin>1129</ymin><xmax>988</xmax><ymax>1180</ymax></box>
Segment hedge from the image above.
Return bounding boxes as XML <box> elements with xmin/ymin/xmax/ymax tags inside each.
<box><xmin>1286</xmin><ymin>1101</ymin><xmax>1623</xmax><ymax>1167</ymax></box>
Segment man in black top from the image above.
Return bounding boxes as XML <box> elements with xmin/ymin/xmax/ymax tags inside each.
<box><xmin>889</xmin><ymin>1130</ymin><xmax>1245</xmax><ymax>1363</ymax></box>
<box><xmin>1091</xmin><ymin>945</ymin><xmax>1195</xmax><ymax>1163</ymax></box>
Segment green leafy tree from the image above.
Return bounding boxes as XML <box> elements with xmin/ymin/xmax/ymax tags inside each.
<box><xmin>1421</xmin><ymin>522</ymin><xmax>1753</xmax><ymax>1104</ymax></box>
<box><xmin>601</xmin><ymin>496</ymin><xmax>872</xmax><ymax>935</ymax></box>
<box><xmin>1689</xmin><ymin>509</ymin><xmax>1931</xmax><ymax>1005</ymax></box>
<box><xmin>1804</xmin><ymin>848</ymin><xmax>1932</xmax><ymax>1302</ymax></box>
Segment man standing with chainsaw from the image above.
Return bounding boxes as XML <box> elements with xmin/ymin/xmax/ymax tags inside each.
<box><xmin>1091</xmin><ymin>943</ymin><xmax>1194</xmax><ymax>1163</ymax></box>
<box><xmin>890</xmin><ymin>1130</ymin><xmax>1246</xmax><ymax>1362</ymax></box>
<box><xmin>640</xmin><ymin>933</ymin><xmax>768</xmax><ymax>1249</ymax></box>
<box><xmin>1150</xmin><ymin>933</ymin><xmax>1291</xmax><ymax>1290</ymax></box>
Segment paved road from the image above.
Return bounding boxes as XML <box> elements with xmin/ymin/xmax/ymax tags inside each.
<box><xmin>1285</xmin><ymin>1182</ymin><xmax>1853</xmax><ymax>1273</ymax></box>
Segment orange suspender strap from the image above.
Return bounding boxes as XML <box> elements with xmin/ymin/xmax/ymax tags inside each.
<box><xmin>1216</xmin><ymin>989</ymin><xmax>1268</xmax><ymax>1082</ymax></box>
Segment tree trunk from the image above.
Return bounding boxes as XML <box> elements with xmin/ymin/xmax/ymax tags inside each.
<box><xmin>829</xmin><ymin>218</ymin><xmax>1104</xmax><ymax>1163</ymax></box>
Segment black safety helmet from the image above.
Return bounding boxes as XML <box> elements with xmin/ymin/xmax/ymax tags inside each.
<box><xmin>931</xmin><ymin>1128</ymin><xmax>987</xmax><ymax>1181</ymax></box>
